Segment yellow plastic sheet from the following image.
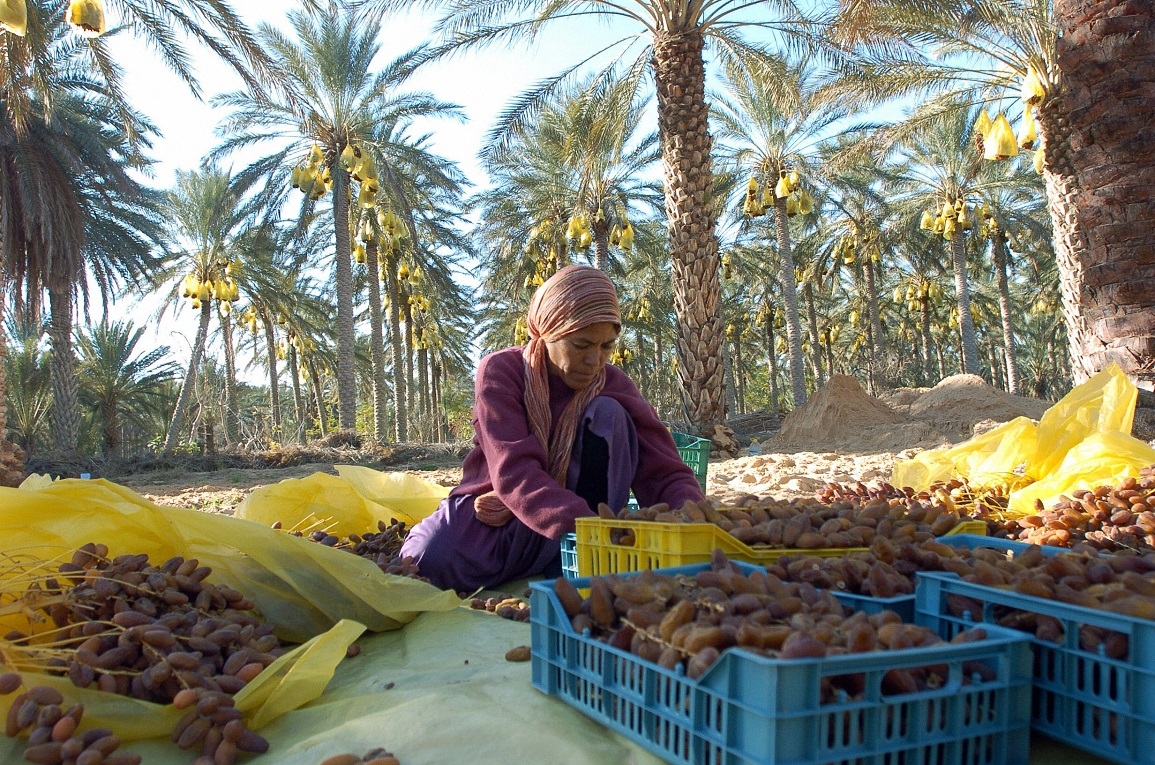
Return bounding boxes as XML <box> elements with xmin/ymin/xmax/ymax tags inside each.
<box><xmin>891</xmin><ymin>364</ymin><xmax>1154</xmax><ymax>517</ymax></box>
<box><xmin>0</xmin><ymin>620</ymin><xmax>366</xmax><ymax>741</ymax></box>
<box><xmin>234</xmin><ymin>468</ymin><xmax>448</xmax><ymax>534</ymax></box>
<box><xmin>0</xmin><ymin>479</ymin><xmax>461</xmax><ymax>643</ymax></box>
<box><xmin>335</xmin><ymin>466</ymin><xmax>449</xmax><ymax>526</ymax></box>
<box><xmin>1009</xmin><ymin>431</ymin><xmax>1155</xmax><ymax>516</ymax></box>
<box><xmin>891</xmin><ymin>416</ymin><xmax>1038</xmax><ymax>490</ymax></box>
<box><xmin>0</xmin><ymin>477</ymin><xmax>462</xmax><ymax>751</ymax></box>
<box><xmin>235</xmin><ymin>471</ymin><xmax>387</xmax><ymax>538</ymax></box>
<box><xmin>1027</xmin><ymin>363</ymin><xmax>1138</xmax><ymax>479</ymax></box>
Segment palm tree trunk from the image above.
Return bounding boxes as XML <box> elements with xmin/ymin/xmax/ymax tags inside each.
<box><xmin>722</xmin><ymin>343</ymin><xmax>736</xmax><ymax>417</ymax></box>
<box><xmin>591</xmin><ymin>216</ymin><xmax>610</xmax><ymax>271</ymax></box>
<box><xmin>1049</xmin><ymin>1</ymin><xmax>1155</xmax><ymax>396</ymax></box>
<box><xmin>262</xmin><ymin>319</ymin><xmax>280</xmax><ymax>440</ymax></box>
<box><xmin>431</xmin><ymin>356</ymin><xmax>444</xmax><ymax>441</ymax></box>
<box><xmin>100</xmin><ymin>400</ymin><xmax>119</xmax><ymax>458</ymax></box>
<box><xmin>802</xmin><ymin>282</ymin><xmax>825</xmax><ymax>387</ymax></box>
<box><xmin>331</xmin><ymin>160</ymin><xmax>358</xmax><ymax>430</ymax></box>
<box><xmin>950</xmin><ymin>230</ymin><xmax>981</xmax><ymax>374</ymax></box>
<box><xmin>773</xmin><ymin>201</ymin><xmax>807</xmax><ymax>407</ymax></box>
<box><xmin>287</xmin><ymin>342</ymin><xmax>306</xmax><ymax>443</ymax></box>
<box><xmin>763</xmin><ymin>305</ymin><xmax>781</xmax><ymax>422</ymax></box>
<box><xmin>919</xmin><ymin>300</ymin><xmax>934</xmax><ymax>385</ymax></box>
<box><xmin>308</xmin><ymin>358</ymin><xmax>328</xmax><ymax>436</ymax></box>
<box><xmin>418</xmin><ymin>345</ymin><xmax>430</xmax><ymax>441</ymax></box>
<box><xmin>863</xmin><ymin>257</ymin><xmax>886</xmax><ymax>384</ymax></box>
<box><xmin>47</xmin><ymin>285</ymin><xmax>79</xmax><ymax>453</ymax></box>
<box><xmin>991</xmin><ymin>231</ymin><xmax>1022</xmax><ymax>394</ymax></box>
<box><xmin>0</xmin><ymin>288</ymin><xmax>23</xmax><ymax>487</ymax></box>
<box><xmin>221</xmin><ymin>312</ymin><xmax>240</xmax><ymax>445</ymax></box>
<box><xmin>385</xmin><ymin>252</ymin><xmax>408</xmax><ymax>442</ymax></box>
<box><xmin>652</xmin><ymin>28</ymin><xmax>726</xmax><ymax>432</ymax></box>
<box><xmin>403</xmin><ymin>297</ymin><xmax>416</xmax><ymax>439</ymax></box>
<box><xmin>734</xmin><ymin>334</ymin><xmax>746</xmax><ymax>415</ymax></box>
<box><xmin>364</xmin><ymin>238</ymin><xmax>389</xmax><ymax>445</ymax></box>
<box><xmin>163</xmin><ymin>300</ymin><xmax>212</xmax><ymax>453</ymax></box>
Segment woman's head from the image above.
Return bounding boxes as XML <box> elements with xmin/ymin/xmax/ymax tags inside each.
<box><xmin>526</xmin><ymin>265</ymin><xmax>621</xmax><ymax>390</ymax></box>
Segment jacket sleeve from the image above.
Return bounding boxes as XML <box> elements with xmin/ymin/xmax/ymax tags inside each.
<box><xmin>471</xmin><ymin>352</ymin><xmax>595</xmax><ymax>540</ymax></box>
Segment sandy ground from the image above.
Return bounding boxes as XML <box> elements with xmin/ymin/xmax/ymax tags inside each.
<box><xmin>111</xmin><ymin>373</ymin><xmax>1057</xmax><ymax>514</ymax></box>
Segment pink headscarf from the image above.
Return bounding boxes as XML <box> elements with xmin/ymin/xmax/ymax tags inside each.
<box><xmin>475</xmin><ymin>265</ymin><xmax>621</xmax><ymax>527</ymax></box>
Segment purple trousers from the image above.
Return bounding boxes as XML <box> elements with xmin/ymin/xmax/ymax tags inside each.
<box><xmin>400</xmin><ymin>397</ymin><xmax>638</xmax><ymax>592</ymax></box>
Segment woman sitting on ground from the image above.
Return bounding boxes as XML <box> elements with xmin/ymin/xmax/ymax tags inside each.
<box><xmin>400</xmin><ymin>265</ymin><xmax>706</xmax><ymax>592</ymax></box>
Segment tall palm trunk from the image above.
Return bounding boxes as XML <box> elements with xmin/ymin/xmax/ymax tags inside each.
<box><xmin>163</xmin><ymin>300</ymin><xmax>212</xmax><ymax>453</ymax></box>
<box><xmin>652</xmin><ymin>29</ymin><xmax>726</xmax><ymax>430</ymax></box>
<box><xmin>287</xmin><ymin>342</ymin><xmax>306</xmax><ymax>443</ymax></box>
<box><xmin>591</xmin><ymin>216</ymin><xmax>610</xmax><ymax>271</ymax></box>
<box><xmin>47</xmin><ymin>285</ymin><xmax>78</xmax><ymax>453</ymax></box>
<box><xmin>331</xmin><ymin>159</ymin><xmax>357</xmax><ymax>430</ymax></box>
<box><xmin>364</xmin><ymin>238</ymin><xmax>389</xmax><ymax>444</ymax></box>
<box><xmin>220</xmin><ymin>312</ymin><xmax>240</xmax><ymax>445</ymax></box>
<box><xmin>991</xmin><ymin>231</ymin><xmax>1022</xmax><ymax>394</ymax></box>
<box><xmin>763</xmin><ymin>303</ymin><xmax>781</xmax><ymax>422</ymax></box>
<box><xmin>262</xmin><ymin>319</ymin><xmax>281</xmax><ymax>439</ymax></box>
<box><xmin>418</xmin><ymin>344</ymin><xmax>430</xmax><ymax>440</ymax></box>
<box><xmin>308</xmin><ymin>358</ymin><xmax>328</xmax><ymax>436</ymax></box>
<box><xmin>949</xmin><ymin>230</ymin><xmax>980</xmax><ymax>374</ymax></box>
<box><xmin>734</xmin><ymin>334</ymin><xmax>746</xmax><ymax>414</ymax></box>
<box><xmin>99</xmin><ymin>398</ymin><xmax>119</xmax><ymax>458</ymax></box>
<box><xmin>802</xmin><ymin>282</ymin><xmax>825</xmax><ymax>387</ymax></box>
<box><xmin>427</xmin><ymin>360</ymin><xmax>438</xmax><ymax>443</ymax></box>
<box><xmin>863</xmin><ymin>257</ymin><xmax>885</xmax><ymax>382</ymax></box>
<box><xmin>0</xmin><ymin>288</ymin><xmax>23</xmax><ymax>487</ymax></box>
<box><xmin>919</xmin><ymin>300</ymin><xmax>934</xmax><ymax>385</ymax></box>
<box><xmin>1049</xmin><ymin>1</ymin><xmax>1155</xmax><ymax>395</ymax></box>
<box><xmin>402</xmin><ymin>297</ymin><xmax>416</xmax><ymax>439</ymax></box>
<box><xmin>384</xmin><ymin>251</ymin><xmax>408</xmax><ymax>442</ymax></box>
<box><xmin>722</xmin><ymin>344</ymin><xmax>736</xmax><ymax>416</ymax></box>
<box><xmin>773</xmin><ymin>201</ymin><xmax>807</xmax><ymax>407</ymax></box>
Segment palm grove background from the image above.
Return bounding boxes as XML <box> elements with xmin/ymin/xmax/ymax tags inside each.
<box><xmin>1</xmin><ymin>0</ymin><xmax>1151</xmax><ymax>482</ymax></box>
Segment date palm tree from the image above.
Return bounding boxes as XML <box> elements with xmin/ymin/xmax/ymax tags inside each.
<box><xmin>826</xmin><ymin>0</ymin><xmax>1143</xmax><ymax>391</ymax></box>
<box><xmin>1</xmin><ymin>0</ymin><xmax>272</xmax><ymax>476</ymax></box>
<box><xmin>210</xmin><ymin>4</ymin><xmax>465</xmax><ymax>433</ymax></box>
<box><xmin>1050</xmin><ymin>0</ymin><xmax>1155</xmax><ymax>396</ymax></box>
<box><xmin>77</xmin><ymin>320</ymin><xmax>178</xmax><ymax>458</ymax></box>
<box><xmin>361</xmin><ymin>0</ymin><xmax>813</xmax><ymax>431</ymax></box>
<box><xmin>715</xmin><ymin>58</ymin><xmax>844</xmax><ymax>407</ymax></box>
<box><xmin>472</xmin><ymin>74</ymin><xmax>662</xmax><ymax>335</ymax></box>
<box><xmin>157</xmin><ymin>166</ymin><xmax>251</xmax><ymax>453</ymax></box>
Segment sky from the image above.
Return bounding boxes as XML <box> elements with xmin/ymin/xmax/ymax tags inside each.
<box><xmin>103</xmin><ymin>2</ymin><xmax>614</xmax><ymax>370</ymax></box>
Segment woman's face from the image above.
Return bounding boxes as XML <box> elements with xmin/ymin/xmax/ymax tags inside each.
<box><xmin>545</xmin><ymin>321</ymin><xmax>619</xmax><ymax>391</ymax></box>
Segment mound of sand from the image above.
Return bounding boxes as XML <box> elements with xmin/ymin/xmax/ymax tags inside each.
<box><xmin>770</xmin><ymin>375</ymin><xmax>915</xmax><ymax>452</ymax></box>
<box><xmin>766</xmin><ymin>373</ymin><xmax>1051</xmax><ymax>454</ymax></box>
<box><xmin>907</xmin><ymin>374</ymin><xmax>1049</xmax><ymax>438</ymax></box>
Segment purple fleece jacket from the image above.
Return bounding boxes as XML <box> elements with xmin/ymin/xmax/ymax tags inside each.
<box><xmin>453</xmin><ymin>346</ymin><xmax>706</xmax><ymax>540</ymax></box>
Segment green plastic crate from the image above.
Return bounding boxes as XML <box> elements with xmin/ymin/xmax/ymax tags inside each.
<box><xmin>672</xmin><ymin>431</ymin><xmax>709</xmax><ymax>493</ymax></box>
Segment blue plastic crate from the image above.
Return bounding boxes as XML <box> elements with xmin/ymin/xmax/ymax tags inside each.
<box><xmin>939</xmin><ymin>534</ymin><xmax>1062</xmax><ymax>557</ymax></box>
<box><xmin>828</xmin><ymin>589</ymin><xmax>916</xmax><ymax>622</ymax></box>
<box><xmin>560</xmin><ymin>533</ymin><xmax>579</xmax><ymax>580</ymax></box>
<box><xmin>916</xmin><ymin>570</ymin><xmax>1155</xmax><ymax>765</ymax></box>
<box><xmin>531</xmin><ymin>564</ymin><xmax>1032</xmax><ymax>765</ymax></box>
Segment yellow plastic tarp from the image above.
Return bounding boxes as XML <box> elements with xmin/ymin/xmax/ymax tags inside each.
<box><xmin>234</xmin><ymin>468</ymin><xmax>448</xmax><ymax>534</ymax></box>
<box><xmin>0</xmin><ymin>478</ymin><xmax>462</xmax><ymax>741</ymax></box>
<box><xmin>0</xmin><ymin>600</ymin><xmax>666</xmax><ymax>764</ymax></box>
<box><xmin>335</xmin><ymin>465</ymin><xmax>449</xmax><ymax>526</ymax></box>
<box><xmin>891</xmin><ymin>364</ymin><xmax>1153</xmax><ymax>516</ymax></box>
<box><xmin>0</xmin><ymin>478</ymin><xmax>460</xmax><ymax>642</ymax></box>
<box><xmin>890</xmin><ymin>416</ymin><xmax>1038</xmax><ymax>490</ymax></box>
<box><xmin>1009</xmin><ymin>431</ymin><xmax>1155</xmax><ymax>516</ymax></box>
